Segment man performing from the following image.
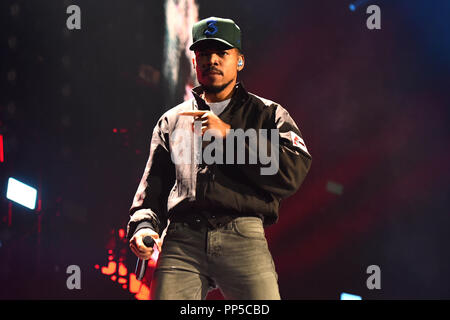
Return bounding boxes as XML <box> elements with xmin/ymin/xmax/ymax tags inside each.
<box><xmin>127</xmin><ymin>16</ymin><xmax>312</xmax><ymax>299</ymax></box>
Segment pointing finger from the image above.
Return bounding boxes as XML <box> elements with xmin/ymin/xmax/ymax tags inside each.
<box><xmin>178</xmin><ymin>111</ymin><xmax>208</xmax><ymax>117</ymax></box>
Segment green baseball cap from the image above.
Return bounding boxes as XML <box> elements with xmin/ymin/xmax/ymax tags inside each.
<box><xmin>189</xmin><ymin>17</ymin><xmax>242</xmax><ymax>52</ymax></box>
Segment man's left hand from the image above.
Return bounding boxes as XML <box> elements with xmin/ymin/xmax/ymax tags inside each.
<box><xmin>178</xmin><ymin>110</ymin><xmax>231</xmax><ymax>138</ymax></box>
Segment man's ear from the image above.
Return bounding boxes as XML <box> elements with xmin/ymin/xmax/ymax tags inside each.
<box><xmin>237</xmin><ymin>54</ymin><xmax>245</xmax><ymax>71</ymax></box>
<box><xmin>192</xmin><ymin>57</ymin><xmax>196</xmax><ymax>70</ymax></box>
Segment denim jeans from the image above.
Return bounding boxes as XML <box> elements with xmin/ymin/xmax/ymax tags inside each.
<box><xmin>150</xmin><ymin>216</ymin><xmax>281</xmax><ymax>300</ymax></box>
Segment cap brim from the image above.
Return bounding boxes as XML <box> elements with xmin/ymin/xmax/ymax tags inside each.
<box><xmin>189</xmin><ymin>38</ymin><xmax>234</xmax><ymax>51</ymax></box>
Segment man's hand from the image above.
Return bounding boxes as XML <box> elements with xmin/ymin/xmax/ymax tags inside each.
<box><xmin>129</xmin><ymin>228</ymin><xmax>162</xmax><ymax>260</ymax></box>
<box><xmin>178</xmin><ymin>111</ymin><xmax>231</xmax><ymax>138</ymax></box>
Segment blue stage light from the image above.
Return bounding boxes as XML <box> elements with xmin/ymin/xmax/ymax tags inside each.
<box><xmin>340</xmin><ymin>292</ymin><xmax>362</xmax><ymax>300</ymax></box>
<box><xmin>6</xmin><ymin>177</ymin><xmax>37</xmax><ymax>210</ymax></box>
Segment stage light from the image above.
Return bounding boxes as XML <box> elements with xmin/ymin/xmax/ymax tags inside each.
<box><xmin>0</xmin><ymin>135</ymin><xmax>4</xmax><ymax>162</ymax></box>
<box><xmin>6</xmin><ymin>177</ymin><xmax>38</xmax><ymax>210</ymax></box>
<box><xmin>340</xmin><ymin>292</ymin><xmax>362</xmax><ymax>300</ymax></box>
<box><xmin>348</xmin><ymin>0</ymin><xmax>369</xmax><ymax>12</ymax></box>
<box><xmin>118</xmin><ymin>262</ymin><xmax>128</xmax><ymax>276</ymax></box>
<box><xmin>101</xmin><ymin>261</ymin><xmax>117</xmax><ymax>275</ymax></box>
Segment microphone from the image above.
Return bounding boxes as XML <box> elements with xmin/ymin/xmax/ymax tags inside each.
<box><xmin>135</xmin><ymin>236</ymin><xmax>155</xmax><ymax>281</ymax></box>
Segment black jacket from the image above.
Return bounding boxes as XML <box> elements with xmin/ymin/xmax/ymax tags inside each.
<box><xmin>126</xmin><ymin>82</ymin><xmax>312</xmax><ymax>238</ymax></box>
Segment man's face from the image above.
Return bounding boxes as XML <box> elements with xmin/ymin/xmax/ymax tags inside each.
<box><xmin>193</xmin><ymin>42</ymin><xmax>243</xmax><ymax>93</ymax></box>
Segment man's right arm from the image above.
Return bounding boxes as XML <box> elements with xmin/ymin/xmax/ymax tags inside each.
<box><xmin>126</xmin><ymin>115</ymin><xmax>175</xmax><ymax>241</ymax></box>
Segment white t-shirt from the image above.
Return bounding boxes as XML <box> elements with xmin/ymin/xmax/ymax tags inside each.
<box><xmin>204</xmin><ymin>98</ymin><xmax>231</xmax><ymax>116</ymax></box>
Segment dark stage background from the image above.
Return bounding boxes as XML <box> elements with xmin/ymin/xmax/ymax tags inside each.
<box><xmin>1</xmin><ymin>0</ymin><xmax>449</xmax><ymax>299</ymax></box>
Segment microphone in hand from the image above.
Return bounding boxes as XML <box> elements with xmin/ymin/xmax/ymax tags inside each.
<box><xmin>135</xmin><ymin>236</ymin><xmax>155</xmax><ymax>281</ymax></box>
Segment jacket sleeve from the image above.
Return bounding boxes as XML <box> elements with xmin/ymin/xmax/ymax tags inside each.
<box><xmin>126</xmin><ymin>115</ymin><xmax>175</xmax><ymax>239</ymax></box>
<box><xmin>225</xmin><ymin>104</ymin><xmax>312</xmax><ymax>200</ymax></box>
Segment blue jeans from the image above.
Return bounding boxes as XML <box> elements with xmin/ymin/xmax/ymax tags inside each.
<box><xmin>150</xmin><ymin>216</ymin><xmax>281</xmax><ymax>300</ymax></box>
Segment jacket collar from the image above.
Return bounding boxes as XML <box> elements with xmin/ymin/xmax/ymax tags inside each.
<box><xmin>191</xmin><ymin>81</ymin><xmax>249</xmax><ymax>110</ymax></box>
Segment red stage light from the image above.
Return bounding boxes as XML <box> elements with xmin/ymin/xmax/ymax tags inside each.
<box><xmin>118</xmin><ymin>262</ymin><xmax>127</xmax><ymax>276</ymax></box>
<box><xmin>96</xmin><ymin>228</ymin><xmax>157</xmax><ymax>300</ymax></box>
<box><xmin>0</xmin><ymin>134</ymin><xmax>4</xmax><ymax>163</ymax></box>
<box><xmin>135</xmin><ymin>283</ymin><xmax>150</xmax><ymax>300</ymax></box>
<box><xmin>129</xmin><ymin>273</ymin><xmax>141</xmax><ymax>294</ymax></box>
<box><xmin>101</xmin><ymin>261</ymin><xmax>117</xmax><ymax>275</ymax></box>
